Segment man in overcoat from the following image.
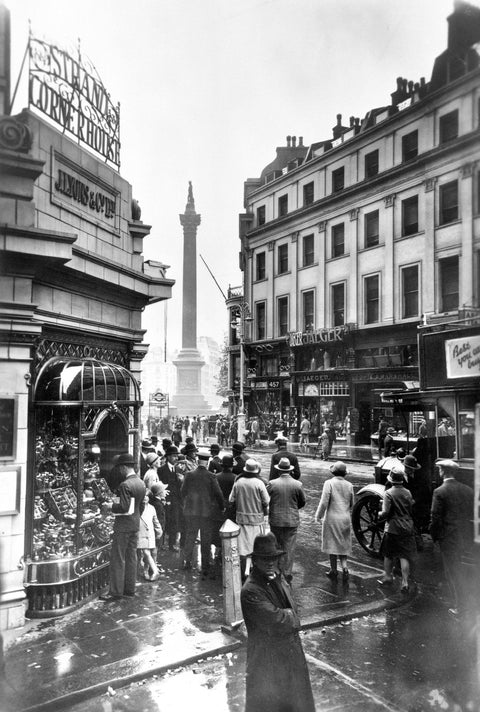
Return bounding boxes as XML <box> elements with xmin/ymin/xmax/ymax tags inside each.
<box><xmin>158</xmin><ymin>445</ymin><xmax>183</xmax><ymax>551</ymax></box>
<box><xmin>430</xmin><ymin>459</ymin><xmax>474</xmax><ymax>614</ymax></box>
<box><xmin>241</xmin><ymin>533</ymin><xmax>315</xmax><ymax>712</ymax></box>
<box><xmin>269</xmin><ymin>436</ymin><xmax>301</xmax><ymax>481</ymax></box>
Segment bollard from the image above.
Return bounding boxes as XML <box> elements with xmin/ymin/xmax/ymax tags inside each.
<box><xmin>219</xmin><ymin>519</ymin><xmax>243</xmax><ymax>634</ymax></box>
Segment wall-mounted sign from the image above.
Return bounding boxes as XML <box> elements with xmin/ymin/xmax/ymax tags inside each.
<box><xmin>445</xmin><ymin>335</ymin><xmax>480</xmax><ymax>379</ymax></box>
<box><xmin>289</xmin><ymin>326</ymin><xmax>347</xmax><ymax>347</ymax></box>
<box><xmin>29</xmin><ymin>37</ymin><xmax>120</xmax><ymax>167</ymax></box>
<box><xmin>55</xmin><ymin>168</ymin><xmax>116</xmax><ymax>218</ymax></box>
<box><xmin>0</xmin><ymin>468</ymin><xmax>20</xmax><ymax>514</ymax></box>
<box><xmin>0</xmin><ymin>397</ymin><xmax>16</xmax><ymax>459</ymax></box>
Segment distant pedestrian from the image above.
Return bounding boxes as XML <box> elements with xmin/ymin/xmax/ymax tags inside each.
<box><xmin>158</xmin><ymin>445</ymin><xmax>183</xmax><ymax>551</ymax></box>
<box><xmin>250</xmin><ymin>417</ymin><xmax>260</xmax><ymax>445</ymax></box>
<box><xmin>137</xmin><ymin>493</ymin><xmax>162</xmax><ymax>581</ymax></box>
<box><xmin>229</xmin><ymin>458</ymin><xmax>270</xmax><ymax>581</ymax></box>
<box><xmin>270</xmin><ymin>436</ymin><xmax>301</xmax><ymax>481</ymax></box>
<box><xmin>181</xmin><ymin>448</ymin><xmax>225</xmax><ymax>577</ymax></box>
<box><xmin>241</xmin><ymin>533</ymin><xmax>316</xmax><ymax>712</ymax></box>
<box><xmin>314</xmin><ymin>461</ymin><xmax>353</xmax><ymax>581</ymax></box>
<box><xmin>383</xmin><ymin>427</ymin><xmax>396</xmax><ymax>457</ymax></box>
<box><xmin>430</xmin><ymin>459</ymin><xmax>474</xmax><ymax>615</ymax></box>
<box><xmin>377</xmin><ymin>464</ymin><xmax>416</xmax><ymax>594</ymax></box>
<box><xmin>377</xmin><ymin>418</ymin><xmax>389</xmax><ymax>456</ymax></box>
<box><xmin>317</xmin><ymin>428</ymin><xmax>331</xmax><ymax>460</ymax></box>
<box><xmin>299</xmin><ymin>414</ymin><xmax>311</xmax><ymax>448</ymax></box>
<box><xmin>208</xmin><ymin>443</ymin><xmax>223</xmax><ymax>474</ymax></box>
<box><xmin>100</xmin><ymin>453</ymin><xmax>146</xmax><ymax>601</ymax></box>
<box><xmin>232</xmin><ymin>441</ymin><xmax>248</xmax><ymax>476</ymax></box>
<box><xmin>267</xmin><ymin>458</ymin><xmax>306</xmax><ymax>582</ymax></box>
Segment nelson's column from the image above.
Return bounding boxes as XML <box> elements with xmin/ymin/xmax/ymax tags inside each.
<box><xmin>171</xmin><ymin>182</ymin><xmax>211</xmax><ymax>415</ymax></box>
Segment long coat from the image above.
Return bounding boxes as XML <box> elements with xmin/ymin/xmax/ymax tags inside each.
<box><xmin>241</xmin><ymin>567</ymin><xmax>315</xmax><ymax>712</ymax></box>
<box><xmin>430</xmin><ymin>478</ymin><xmax>474</xmax><ymax>554</ymax></box>
<box><xmin>315</xmin><ymin>475</ymin><xmax>353</xmax><ymax>555</ymax></box>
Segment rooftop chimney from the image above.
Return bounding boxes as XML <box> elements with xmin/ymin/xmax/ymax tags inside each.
<box><xmin>286</xmin><ymin>135</ymin><xmax>291</xmax><ymax>147</ymax></box>
<box><xmin>292</xmin><ymin>136</ymin><xmax>297</xmax><ymax>147</ymax></box>
<box><xmin>298</xmin><ymin>136</ymin><xmax>303</xmax><ymax>147</ymax></box>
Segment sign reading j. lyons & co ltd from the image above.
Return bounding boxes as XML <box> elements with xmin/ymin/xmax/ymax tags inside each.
<box><xmin>445</xmin><ymin>334</ymin><xmax>480</xmax><ymax>379</ymax></box>
<box><xmin>29</xmin><ymin>37</ymin><xmax>120</xmax><ymax>167</ymax></box>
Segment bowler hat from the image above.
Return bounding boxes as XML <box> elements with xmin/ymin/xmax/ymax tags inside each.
<box><xmin>145</xmin><ymin>452</ymin><xmax>160</xmax><ymax>467</ymax></box>
<box><xmin>185</xmin><ymin>437</ymin><xmax>194</xmax><ymax>444</ymax></box>
<box><xmin>165</xmin><ymin>445</ymin><xmax>179</xmax><ymax>457</ymax></box>
<box><xmin>387</xmin><ymin>465</ymin><xmax>406</xmax><ymax>484</ymax></box>
<box><xmin>403</xmin><ymin>454</ymin><xmax>421</xmax><ymax>470</ymax></box>
<box><xmin>243</xmin><ymin>458</ymin><xmax>261</xmax><ymax>474</ymax></box>
<box><xmin>387</xmin><ymin>427</ymin><xmax>395</xmax><ymax>434</ymax></box>
<box><xmin>232</xmin><ymin>442</ymin><xmax>245</xmax><ymax>453</ymax></box>
<box><xmin>183</xmin><ymin>443</ymin><xmax>197</xmax><ymax>454</ymax></box>
<box><xmin>250</xmin><ymin>533</ymin><xmax>284</xmax><ymax>559</ymax></box>
<box><xmin>162</xmin><ymin>438</ymin><xmax>172</xmax><ymax>449</ymax></box>
<box><xmin>274</xmin><ymin>457</ymin><xmax>294</xmax><ymax>472</ymax></box>
<box><xmin>210</xmin><ymin>443</ymin><xmax>220</xmax><ymax>453</ymax></box>
<box><xmin>150</xmin><ymin>436</ymin><xmax>158</xmax><ymax>444</ymax></box>
<box><xmin>197</xmin><ymin>448</ymin><xmax>211</xmax><ymax>460</ymax></box>
<box><xmin>436</xmin><ymin>458</ymin><xmax>459</xmax><ymax>471</ymax></box>
<box><xmin>395</xmin><ymin>448</ymin><xmax>406</xmax><ymax>460</ymax></box>
<box><xmin>275</xmin><ymin>436</ymin><xmax>287</xmax><ymax>445</ymax></box>
<box><xmin>329</xmin><ymin>461</ymin><xmax>347</xmax><ymax>476</ymax></box>
<box><xmin>115</xmin><ymin>453</ymin><xmax>135</xmax><ymax>466</ymax></box>
<box><xmin>221</xmin><ymin>454</ymin><xmax>234</xmax><ymax>468</ymax></box>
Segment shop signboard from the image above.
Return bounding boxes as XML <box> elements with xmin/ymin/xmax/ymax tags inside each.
<box><xmin>445</xmin><ymin>334</ymin><xmax>480</xmax><ymax>380</ymax></box>
<box><xmin>28</xmin><ymin>36</ymin><xmax>120</xmax><ymax>167</ymax></box>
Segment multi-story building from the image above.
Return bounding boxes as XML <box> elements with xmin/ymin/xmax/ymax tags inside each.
<box><xmin>232</xmin><ymin>1</ymin><xmax>480</xmax><ymax>448</ymax></box>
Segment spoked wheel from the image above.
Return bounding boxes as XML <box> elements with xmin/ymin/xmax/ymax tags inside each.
<box><xmin>352</xmin><ymin>493</ymin><xmax>385</xmax><ymax>558</ymax></box>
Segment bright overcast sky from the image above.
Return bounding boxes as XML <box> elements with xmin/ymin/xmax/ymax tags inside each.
<box><xmin>9</xmin><ymin>0</ymin><xmax>466</xmax><ymax>353</ymax></box>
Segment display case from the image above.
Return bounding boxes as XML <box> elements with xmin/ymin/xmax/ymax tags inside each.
<box><xmin>25</xmin><ymin>357</ymin><xmax>141</xmax><ymax>617</ymax></box>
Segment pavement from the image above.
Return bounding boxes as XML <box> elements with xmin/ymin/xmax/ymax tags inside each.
<box><xmin>0</xmin><ymin>539</ymin><xmax>446</xmax><ymax>712</ymax></box>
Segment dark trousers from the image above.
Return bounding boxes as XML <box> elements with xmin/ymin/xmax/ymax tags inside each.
<box><xmin>270</xmin><ymin>525</ymin><xmax>298</xmax><ymax>577</ymax></box>
<box><xmin>183</xmin><ymin>515</ymin><xmax>212</xmax><ymax>572</ymax></box>
<box><xmin>110</xmin><ymin>530</ymin><xmax>138</xmax><ymax>597</ymax></box>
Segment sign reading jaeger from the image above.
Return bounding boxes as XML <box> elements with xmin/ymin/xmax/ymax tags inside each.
<box><xmin>289</xmin><ymin>326</ymin><xmax>348</xmax><ymax>347</ymax></box>
<box><xmin>445</xmin><ymin>334</ymin><xmax>480</xmax><ymax>379</ymax></box>
<box><xmin>29</xmin><ymin>38</ymin><xmax>120</xmax><ymax>167</ymax></box>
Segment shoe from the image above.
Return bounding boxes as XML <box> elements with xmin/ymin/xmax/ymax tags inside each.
<box><xmin>377</xmin><ymin>578</ymin><xmax>394</xmax><ymax>587</ymax></box>
<box><xmin>342</xmin><ymin>569</ymin><xmax>349</xmax><ymax>581</ymax></box>
<box><xmin>401</xmin><ymin>585</ymin><xmax>409</xmax><ymax>595</ymax></box>
<box><xmin>99</xmin><ymin>593</ymin><xmax>122</xmax><ymax>602</ymax></box>
<box><xmin>325</xmin><ymin>569</ymin><xmax>338</xmax><ymax>579</ymax></box>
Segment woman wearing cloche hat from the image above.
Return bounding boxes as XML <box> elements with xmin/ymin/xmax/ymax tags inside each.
<box><xmin>314</xmin><ymin>461</ymin><xmax>354</xmax><ymax>581</ymax></box>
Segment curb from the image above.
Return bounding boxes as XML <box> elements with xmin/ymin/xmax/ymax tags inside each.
<box><xmin>17</xmin><ymin>593</ymin><xmax>414</xmax><ymax>712</ymax></box>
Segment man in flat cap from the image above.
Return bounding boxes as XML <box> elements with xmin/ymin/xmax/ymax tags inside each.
<box><xmin>100</xmin><ymin>453</ymin><xmax>146</xmax><ymax>601</ymax></box>
<box><xmin>430</xmin><ymin>459</ymin><xmax>474</xmax><ymax>615</ymax></box>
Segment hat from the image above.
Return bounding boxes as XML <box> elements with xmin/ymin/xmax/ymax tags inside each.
<box><xmin>165</xmin><ymin>445</ymin><xmax>179</xmax><ymax>457</ymax></box>
<box><xmin>387</xmin><ymin>427</ymin><xmax>395</xmax><ymax>434</ymax></box>
<box><xmin>183</xmin><ymin>443</ymin><xmax>197</xmax><ymax>454</ymax></box>
<box><xmin>150</xmin><ymin>482</ymin><xmax>168</xmax><ymax>497</ymax></box>
<box><xmin>150</xmin><ymin>436</ymin><xmax>158</xmax><ymax>444</ymax></box>
<box><xmin>185</xmin><ymin>437</ymin><xmax>194</xmax><ymax>444</ymax></box>
<box><xmin>221</xmin><ymin>454</ymin><xmax>234</xmax><ymax>468</ymax></box>
<box><xmin>275</xmin><ymin>436</ymin><xmax>287</xmax><ymax>445</ymax></box>
<box><xmin>162</xmin><ymin>438</ymin><xmax>172</xmax><ymax>449</ymax></box>
<box><xmin>403</xmin><ymin>454</ymin><xmax>421</xmax><ymax>470</ymax></box>
<box><xmin>329</xmin><ymin>461</ymin><xmax>347</xmax><ymax>476</ymax></box>
<box><xmin>115</xmin><ymin>453</ymin><xmax>135</xmax><ymax>466</ymax></box>
<box><xmin>145</xmin><ymin>452</ymin><xmax>160</xmax><ymax>467</ymax></box>
<box><xmin>436</xmin><ymin>459</ymin><xmax>459</xmax><ymax>471</ymax></box>
<box><xmin>395</xmin><ymin>448</ymin><xmax>406</xmax><ymax>460</ymax></box>
<box><xmin>141</xmin><ymin>438</ymin><xmax>154</xmax><ymax>449</ymax></box>
<box><xmin>210</xmin><ymin>444</ymin><xmax>220</xmax><ymax>453</ymax></box>
<box><xmin>232</xmin><ymin>442</ymin><xmax>245</xmax><ymax>453</ymax></box>
<box><xmin>387</xmin><ymin>465</ymin><xmax>405</xmax><ymax>484</ymax></box>
<box><xmin>250</xmin><ymin>533</ymin><xmax>284</xmax><ymax>559</ymax></box>
<box><xmin>197</xmin><ymin>448</ymin><xmax>211</xmax><ymax>460</ymax></box>
<box><xmin>274</xmin><ymin>457</ymin><xmax>294</xmax><ymax>472</ymax></box>
<box><xmin>243</xmin><ymin>458</ymin><xmax>261</xmax><ymax>474</ymax></box>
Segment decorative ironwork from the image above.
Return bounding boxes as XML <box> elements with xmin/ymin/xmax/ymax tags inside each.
<box><xmin>28</xmin><ymin>37</ymin><xmax>120</xmax><ymax>167</ymax></box>
<box><xmin>34</xmin><ymin>338</ymin><xmax>128</xmax><ymax>372</ymax></box>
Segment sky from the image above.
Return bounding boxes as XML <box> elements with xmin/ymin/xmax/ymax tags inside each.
<box><xmin>8</xmin><ymin>0</ymin><xmax>466</xmax><ymax>355</ymax></box>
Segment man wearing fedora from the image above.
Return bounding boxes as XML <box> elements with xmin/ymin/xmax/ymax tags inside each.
<box><xmin>241</xmin><ymin>532</ymin><xmax>315</xmax><ymax>712</ymax></box>
<box><xmin>158</xmin><ymin>445</ymin><xmax>183</xmax><ymax>551</ymax></box>
<box><xmin>232</xmin><ymin>441</ymin><xmax>249</xmax><ymax>476</ymax></box>
<box><xmin>100</xmin><ymin>453</ymin><xmax>146</xmax><ymax>601</ymax></box>
<box><xmin>229</xmin><ymin>458</ymin><xmax>270</xmax><ymax>581</ymax></box>
<box><xmin>140</xmin><ymin>438</ymin><xmax>156</xmax><ymax>479</ymax></box>
<box><xmin>181</xmin><ymin>448</ymin><xmax>225</xmax><ymax>577</ymax></box>
<box><xmin>269</xmin><ymin>436</ymin><xmax>301</xmax><ymax>481</ymax></box>
<box><xmin>267</xmin><ymin>457</ymin><xmax>306</xmax><ymax>583</ymax></box>
<box><xmin>430</xmin><ymin>459</ymin><xmax>474</xmax><ymax>615</ymax></box>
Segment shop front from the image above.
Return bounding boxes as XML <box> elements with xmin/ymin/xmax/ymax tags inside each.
<box><xmin>26</xmin><ymin>349</ymin><xmax>141</xmax><ymax>616</ymax></box>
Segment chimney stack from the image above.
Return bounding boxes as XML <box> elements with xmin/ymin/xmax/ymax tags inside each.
<box><xmin>292</xmin><ymin>136</ymin><xmax>297</xmax><ymax>147</ymax></box>
<box><xmin>286</xmin><ymin>135</ymin><xmax>291</xmax><ymax>147</ymax></box>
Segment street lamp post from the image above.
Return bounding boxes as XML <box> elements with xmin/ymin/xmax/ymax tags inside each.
<box><xmin>231</xmin><ymin>302</ymin><xmax>252</xmax><ymax>443</ymax></box>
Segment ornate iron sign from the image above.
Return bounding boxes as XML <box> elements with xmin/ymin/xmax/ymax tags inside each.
<box><xmin>29</xmin><ymin>37</ymin><xmax>120</xmax><ymax>167</ymax></box>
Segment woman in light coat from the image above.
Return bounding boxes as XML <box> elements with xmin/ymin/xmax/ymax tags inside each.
<box><xmin>314</xmin><ymin>461</ymin><xmax>354</xmax><ymax>580</ymax></box>
<box><xmin>137</xmin><ymin>494</ymin><xmax>163</xmax><ymax>581</ymax></box>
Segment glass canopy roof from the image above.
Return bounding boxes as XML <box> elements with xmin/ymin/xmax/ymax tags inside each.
<box><xmin>34</xmin><ymin>358</ymin><xmax>140</xmax><ymax>402</ymax></box>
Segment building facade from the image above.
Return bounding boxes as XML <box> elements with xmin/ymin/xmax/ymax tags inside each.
<box><xmin>232</xmin><ymin>1</ymin><xmax>480</xmax><ymax>448</ymax></box>
<box><xmin>0</xmin><ymin>16</ymin><xmax>173</xmax><ymax>626</ymax></box>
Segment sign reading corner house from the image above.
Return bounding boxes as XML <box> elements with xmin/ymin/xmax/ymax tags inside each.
<box><xmin>29</xmin><ymin>37</ymin><xmax>120</xmax><ymax>167</ymax></box>
<box><xmin>445</xmin><ymin>334</ymin><xmax>480</xmax><ymax>379</ymax></box>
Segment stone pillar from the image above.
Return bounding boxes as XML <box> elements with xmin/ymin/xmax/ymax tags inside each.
<box><xmin>220</xmin><ymin>519</ymin><xmax>243</xmax><ymax>634</ymax></box>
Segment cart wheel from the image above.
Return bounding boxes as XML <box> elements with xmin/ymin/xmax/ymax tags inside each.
<box><xmin>352</xmin><ymin>493</ymin><xmax>385</xmax><ymax>558</ymax></box>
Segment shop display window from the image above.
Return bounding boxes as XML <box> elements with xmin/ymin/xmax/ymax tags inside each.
<box><xmin>32</xmin><ymin>405</ymin><xmax>114</xmax><ymax>563</ymax></box>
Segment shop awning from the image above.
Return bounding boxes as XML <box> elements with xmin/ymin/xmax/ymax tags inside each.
<box><xmin>34</xmin><ymin>358</ymin><xmax>140</xmax><ymax>402</ymax></box>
